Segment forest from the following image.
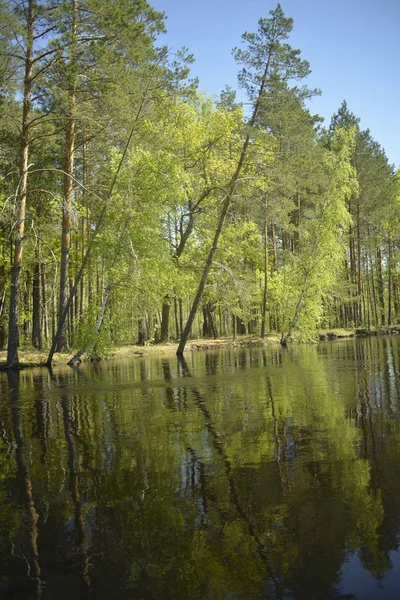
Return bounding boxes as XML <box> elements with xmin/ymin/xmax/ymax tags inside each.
<box><xmin>0</xmin><ymin>0</ymin><xmax>399</xmax><ymax>367</ymax></box>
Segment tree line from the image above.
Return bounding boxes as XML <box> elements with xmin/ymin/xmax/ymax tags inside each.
<box><xmin>0</xmin><ymin>1</ymin><xmax>398</xmax><ymax>366</ymax></box>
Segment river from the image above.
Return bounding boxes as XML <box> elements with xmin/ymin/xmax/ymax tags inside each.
<box><xmin>1</xmin><ymin>335</ymin><xmax>400</xmax><ymax>599</ymax></box>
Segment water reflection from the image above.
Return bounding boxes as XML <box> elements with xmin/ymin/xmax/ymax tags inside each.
<box><xmin>0</xmin><ymin>337</ymin><xmax>400</xmax><ymax>598</ymax></box>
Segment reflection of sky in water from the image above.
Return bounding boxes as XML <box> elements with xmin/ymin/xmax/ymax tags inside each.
<box><xmin>339</xmin><ymin>551</ymin><xmax>400</xmax><ymax>600</ymax></box>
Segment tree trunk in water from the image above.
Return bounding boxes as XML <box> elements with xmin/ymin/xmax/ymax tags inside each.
<box><xmin>7</xmin><ymin>1</ymin><xmax>34</xmax><ymax>368</ymax></box>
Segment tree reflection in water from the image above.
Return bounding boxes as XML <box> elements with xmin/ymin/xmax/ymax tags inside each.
<box><xmin>0</xmin><ymin>336</ymin><xmax>400</xmax><ymax>599</ymax></box>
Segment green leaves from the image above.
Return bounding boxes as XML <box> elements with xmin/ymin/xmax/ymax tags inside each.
<box><xmin>233</xmin><ymin>4</ymin><xmax>311</xmax><ymax>100</ymax></box>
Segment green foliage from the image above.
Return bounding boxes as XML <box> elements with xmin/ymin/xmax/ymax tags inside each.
<box><xmin>275</xmin><ymin>126</ymin><xmax>356</xmax><ymax>341</ymax></box>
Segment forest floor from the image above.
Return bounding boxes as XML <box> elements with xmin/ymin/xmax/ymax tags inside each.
<box><xmin>1</xmin><ymin>326</ymin><xmax>399</xmax><ymax>369</ymax></box>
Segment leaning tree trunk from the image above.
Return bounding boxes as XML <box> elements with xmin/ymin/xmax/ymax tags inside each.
<box><xmin>7</xmin><ymin>0</ymin><xmax>34</xmax><ymax>368</ymax></box>
<box><xmin>176</xmin><ymin>54</ymin><xmax>273</xmax><ymax>355</ymax></box>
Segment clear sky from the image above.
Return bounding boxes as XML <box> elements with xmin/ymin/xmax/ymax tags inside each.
<box><xmin>151</xmin><ymin>0</ymin><xmax>399</xmax><ymax>169</ymax></box>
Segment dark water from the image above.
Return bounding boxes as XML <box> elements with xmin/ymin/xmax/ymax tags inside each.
<box><xmin>1</xmin><ymin>336</ymin><xmax>400</xmax><ymax>600</ymax></box>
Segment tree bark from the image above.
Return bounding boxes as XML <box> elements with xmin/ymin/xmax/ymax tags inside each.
<box><xmin>376</xmin><ymin>246</ymin><xmax>385</xmax><ymax>326</ymax></box>
<box><xmin>7</xmin><ymin>0</ymin><xmax>34</xmax><ymax>368</ymax></box>
<box><xmin>160</xmin><ymin>297</ymin><xmax>170</xmax><ymax>342</ymax></box>
<box><xmin>41</xmin><ymin>267</ymin><xmax>49</xmax><ymax>342</ymax></box>
<box><xmin>32</xmin><ymin>251</ymin><xmax>42</xmax><ymax>349</ymax></box>
<box><xmin>57</xmin><ymin>0</ymin><xmax>77</xmax><ymax>352</ymax></box>
<box><xmin>261</xmin><ymin>212</ymin><xmax>269</xmax><ymax>338</ymax></box>
<box><xmin>174</xmin><ymin>297</ymin><xmax>180</xmax><ymax>339</ymax></box>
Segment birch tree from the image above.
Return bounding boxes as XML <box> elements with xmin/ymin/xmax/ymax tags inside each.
<box><xmin>177</xmin><ymin>3</ymin><xmax>312</xmax><ymax>354</ymax></box>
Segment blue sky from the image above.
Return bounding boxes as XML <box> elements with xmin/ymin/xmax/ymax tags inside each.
<box><xmin>151</xmin><ymin>0</ymin><xmax>399</xmax><ymax>169</ymax></box>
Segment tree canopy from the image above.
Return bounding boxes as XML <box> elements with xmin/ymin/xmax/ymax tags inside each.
<box><xmin>0</xmin><ymin>1</ymin><xmax>398</xmax><ymax>364</ymax></box>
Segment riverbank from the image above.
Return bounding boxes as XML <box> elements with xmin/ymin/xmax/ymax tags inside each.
<box><xmin>0</xmin><ymin>333</ymin><xmax>282</xmax><ymax>369</ymax></box>
<box><xmin>1</xmin><ymin>326</ymin><xmax>400</xmax><ymax>369</ymax></box>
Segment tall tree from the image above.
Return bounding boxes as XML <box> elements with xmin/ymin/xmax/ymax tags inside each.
<box><xmin>177</xmin><ymin>3</ymin><xmax>312</xmax><ymax>354</ymax></box>
<box><xmin>1</xmin><ymin>0</ymin><xmax>67</xmax><ymax>366</ymax></box>
<box><xmin>5</xmin><ymin>0</ymin><xmax>36</xmax><ymax>366</ymax></box>
<box><xmin>279</xmin><ymin>126</ymin><xmax>356</xmax><ymax>343</ymax></box>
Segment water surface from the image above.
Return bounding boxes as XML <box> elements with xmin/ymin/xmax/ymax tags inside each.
<box><xmin>1</xmin><ymin>336</ymin><xmax>400</xmax><ymax>599</ymax></box>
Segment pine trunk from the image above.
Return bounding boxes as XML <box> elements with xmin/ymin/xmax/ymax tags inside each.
<box><xmin>57</xmin><ymin>0</ymin><xmax>77</xmax><ymax>352</ymax></box>
<box><xmin>7</xmin><ymin>0</ymin><xmax>34</xmax><ymax>367</ymax></box>
<box><xmin>32</xmin><ymin>255</ymin><xmax>41</xmax><ymax>349</ymax></box>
